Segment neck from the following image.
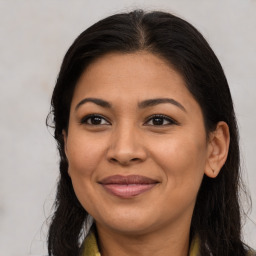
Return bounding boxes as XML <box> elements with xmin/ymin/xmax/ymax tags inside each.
<box><xmin>96</xmin><ymin>219</ymin><xmax>191</xmax><ymax>256</ymax></box>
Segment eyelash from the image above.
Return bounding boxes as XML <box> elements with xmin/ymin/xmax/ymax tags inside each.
<box><xmin>80</xmin><ymin>114</ymin><xmax>178</xmax><ymax>126</ymax></box>
<box><xmin>80</xmin><ymin>114</ymin><xmax>110</xmax><ymax>125</ymax></box>
<box><xmin>145</xmin><ymin>114</ymin><xmax>178</xmax><ymax>126</ymax></box>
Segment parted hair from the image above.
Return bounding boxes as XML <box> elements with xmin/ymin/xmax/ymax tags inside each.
<box><xmin>47</xmin><ymin>9</ymin><xmax>249</xmax><ymax>256</ymax></box>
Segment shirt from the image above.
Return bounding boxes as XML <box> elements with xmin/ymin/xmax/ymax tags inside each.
<box><xmin>81</xmin><ymin>231</ymin><xmax>200</xmax><ymax>256</ymax></box>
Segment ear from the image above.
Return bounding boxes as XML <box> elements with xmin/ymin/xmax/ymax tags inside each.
<box><xmin>204</xmin><ymin>121</ymin><xmax>230</xmax><ymax>178</ymax></box>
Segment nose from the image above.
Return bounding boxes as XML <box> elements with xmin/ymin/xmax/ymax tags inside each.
<box><xmin>106</xmin><ymin>124</ymin><xmax>147</xmax><ymax>166</ymax></box>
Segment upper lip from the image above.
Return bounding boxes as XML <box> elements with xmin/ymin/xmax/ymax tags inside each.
<box><xmin>99</xmin><ymin>175</ymin><xmax>159</xmax><ymax>185</ymax></box>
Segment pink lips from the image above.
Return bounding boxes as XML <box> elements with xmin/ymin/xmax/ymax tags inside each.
<box><xmin>99</xmin><ymin>175</ymin><xmax>158</xmax><ymax>198</ymax></box>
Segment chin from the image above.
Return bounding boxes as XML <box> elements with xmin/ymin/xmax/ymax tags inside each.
<box><xmin>95</xmin><ymin>209</ymin><xmax>163</xmax><ymax>236</ymax></box>
<box><xmin>104</xmin><ymin>221</ymin><xmax>155</xmax><ymax>236</ymax></box>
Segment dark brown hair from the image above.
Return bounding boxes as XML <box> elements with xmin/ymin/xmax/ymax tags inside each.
<box><xmin>47</xmin><ymin>9</ymin><xmax>248</xmax><ymax>256</ymax></box>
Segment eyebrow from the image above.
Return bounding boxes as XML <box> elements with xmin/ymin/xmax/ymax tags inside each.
<box><xmin>138</xmin><ymin>98</ymin><xmax>186</xmax><ymax>112</ymax></box>
<box><xmin>75</xmin><ymin>98</ymin><xmax>112</xmax><ymax>111</ymax></box>
<box><xmin>75</xmin><ymin>97</ymin><xmax>186</xmax><ymax>112</ymax></box>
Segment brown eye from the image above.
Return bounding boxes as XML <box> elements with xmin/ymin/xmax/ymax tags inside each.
<box><xmin>145</xmin><ymin>115</ymin><xmax>177</xmax><ymax>126</ymax></box>
<box><xmin>152</xmin><ymin>117</ymin><xmax>165</xmax><ymax>125</ymax></box>
<box><xmin>81</xmin><ymin>114</ymin><xmax>110</xmax><ymax>125</ymax></box>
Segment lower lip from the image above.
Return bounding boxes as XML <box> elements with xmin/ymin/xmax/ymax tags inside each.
<box><xmin>101</xmin><ymin>184</ymin><xmax>157</xmax><ymax>198</ymax></box>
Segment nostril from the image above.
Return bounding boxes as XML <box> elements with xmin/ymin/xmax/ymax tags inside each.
<box><xmin>110</xmin><ymin>158</ymin><xmax>118</xmax><ymax>163</ymax></box>
<box><xmin>109</xmin><ymin>157</ymin><xmax>141</xmax><ymax>165</ymax></box>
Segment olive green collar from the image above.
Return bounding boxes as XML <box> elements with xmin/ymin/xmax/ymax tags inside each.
<box><xmin>81</xmin><ymin>231</ymin><xmax>200</xmax><ymax>256</ymax></box>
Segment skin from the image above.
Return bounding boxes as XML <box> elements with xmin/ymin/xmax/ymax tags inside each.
<box><xmin>64</xmin><ymin>51</ymin><xmax>230</xmax><ymax>256</ymax></box>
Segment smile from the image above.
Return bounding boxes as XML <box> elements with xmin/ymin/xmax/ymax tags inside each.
<box><xmin>99</xmin><ymin>175</ymin><xmax>159</xmax><ymax>199</ymax></box>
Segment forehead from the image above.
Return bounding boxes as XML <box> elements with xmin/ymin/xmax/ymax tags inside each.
<box><xmin>71</xmin><ymin>51</ymin><xmax>199</xmax><ymax>112</ymax></box>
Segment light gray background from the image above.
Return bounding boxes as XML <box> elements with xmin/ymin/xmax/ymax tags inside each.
<box><xmin>0</xmin><ymin>1</ymin><xmax>255</xmax><ymax>255</ymax></box>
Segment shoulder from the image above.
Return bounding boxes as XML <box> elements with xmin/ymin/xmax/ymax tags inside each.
<box><xmin>247</xmin><ymin>250</ymin><xmax>256</xmax><ymax>256</ymax></box>
<box><xmin>245</xmin><ymin>244</ymin><xmax>256</xmax><ymax>256</ymax></box>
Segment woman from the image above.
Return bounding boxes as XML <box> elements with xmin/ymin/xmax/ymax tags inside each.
<box><xmin>47</xmin><ymin>9</ymin><xmax>255</xmax><ymax>256</ymax></box>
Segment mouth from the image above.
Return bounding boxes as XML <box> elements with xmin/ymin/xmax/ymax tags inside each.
<box><xmin>99</xmin><ymin>175</ymin><xmax>159</xmax><ymax>199</ymax></box>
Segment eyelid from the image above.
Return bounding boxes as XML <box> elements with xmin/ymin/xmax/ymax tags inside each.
<box><xmin>80</xmin><ymin>114</ymin><xmax>111</xmax><ymax>125</ymax></box>
<box><xmin>79</xmin><ymin>113</ymin><xmax>178</xmax><ymax>126</ymax></box>
<box><xmin>144</xmin><ymin>114</ymin><xmax>179</xmax><ymax>126</ymax></box>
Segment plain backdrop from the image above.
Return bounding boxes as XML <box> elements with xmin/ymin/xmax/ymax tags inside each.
<box><xmin>0</xmin><ymin>1</ymin><xmax>255</xmax><ymax>255</ymax></box>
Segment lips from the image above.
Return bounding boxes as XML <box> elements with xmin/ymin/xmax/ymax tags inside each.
<box><xmin>99</xmin><ymin>175</ymin><xmax>159</xmax><ymax>198</ymax></box>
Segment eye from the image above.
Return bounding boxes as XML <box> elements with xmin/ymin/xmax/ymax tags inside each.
<box><xmin>145</xmin><ymin>114</ymin><xmax>178</xmax><ymax>126</ymax></box>
<box><xmin>81</xmin><ymin>114</ymin><xmax>110</xmax><ymax>125</ymax></box>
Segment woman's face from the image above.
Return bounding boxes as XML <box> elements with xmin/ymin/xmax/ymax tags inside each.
<box><xmin>64</xmin><ymin>52</ymin><xmax>212</xmax><ymax>236</ymax></box>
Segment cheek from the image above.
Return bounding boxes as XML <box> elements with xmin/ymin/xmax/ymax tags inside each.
<box><xmin>151</xmin><ymin>133</ymin><xmax>207</xmax><ymax>189</ymax></box>
<box><xmin>66</xmin><ymin>135</ymin><xmax>104</xmax><ymax>177</ymax></box>
<box><xmin>65</xmin><ymin>135</ymin><xmax>105</xmax><ymax>213</ymax></box>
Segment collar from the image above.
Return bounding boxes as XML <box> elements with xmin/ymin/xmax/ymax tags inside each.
<box><xmin>81</xmin><ymin>230</ymin><xmax>101</xmax><ymax>256</ymax></box>
<box><xmin>81</xmin><ymin>231</ymin><xmax>200</xmax><ymax>256</ymax></box>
